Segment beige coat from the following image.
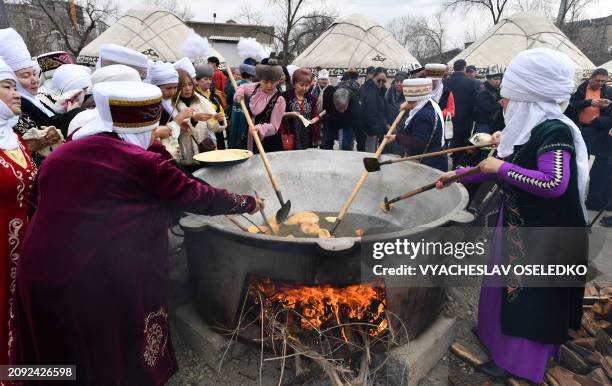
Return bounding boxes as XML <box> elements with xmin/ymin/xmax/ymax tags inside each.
<box><xmin>176</xmin><ymin>93</ymin><xmax>217</xmax><ymax>163</ymax></box>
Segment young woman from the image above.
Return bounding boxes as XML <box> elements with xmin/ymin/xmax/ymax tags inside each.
<box><xmin>175</xmin><ymin>69</ymin><xmax>218</xmax><ymax>165</ymax></box>
<box><xmin>0</xmin><ymin>57</ymin><xmax>36</xmax><ymax>364</ymax></box>
<box><xmin>436</xmin><ymin>48</ymin><xmax>589</xmax><ymax>383</ymax></box>
<box><xmin>281</xmin><ymin>68</ymin><xmax>320</xmax><ymax>150</ymax></box>
<box><xmin>194</xmin><ymin>64</ymin><xmax>228</xmax><ymax>150</ymax></box>
<box><xmin>234</xmin><ymin>58</ymin><xmax>286</xmax><ymax>153</ymax></box>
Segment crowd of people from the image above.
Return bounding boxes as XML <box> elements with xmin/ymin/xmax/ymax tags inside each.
<box><xmin>0</xmin><ymin>23</ymin><xmax>609</xmax><ymax>386</ymax></box>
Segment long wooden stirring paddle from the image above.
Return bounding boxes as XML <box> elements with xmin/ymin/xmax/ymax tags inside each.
<box><xmin>225</xmin><ymin>63</ymin><xmax>291</xmax><ymax>223</ymax></box>
<box><xmin>330</xmin><ymin>109</ymin><xmax>406</xmax><ymax>236</ymax></box>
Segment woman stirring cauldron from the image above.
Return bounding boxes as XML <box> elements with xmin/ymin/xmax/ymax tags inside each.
<box><xmin>436</xmin><ymin>48</ymin><xmax>589</xmax><ymax>383</ymax></box>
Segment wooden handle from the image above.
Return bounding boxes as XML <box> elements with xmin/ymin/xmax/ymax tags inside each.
<box><xmin>226</xmin><ymin>63</ymin><xmax>282</xmax><ymax>193</ymax></box>
<box><xmin>389</xmin><ymin>167</ymin><xmax>480</xmax><ymax>205</ymax></box>
<box><xmin>388</xmin><ymin>143</ymin><xmax>493</xmax><ymax>165</ymax></box>
<box><xmin>225</xmin><ymin>215</ymin><xmax>248</xmax><ymax>232</ymax></box>
<box><xmin>336</xmin><ymin>109</ymin><xmax>406</xmax><ymax>221</ymax></box>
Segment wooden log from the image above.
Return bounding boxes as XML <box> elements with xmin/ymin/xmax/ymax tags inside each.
<box><xmin>571</xmin><ymin>373</ymin><xmax>606</xmax><ymax>386</ymax></box>
<box><xmin>450</xmin><ymin>342</ymin><xmax>488</xmax><ymax>367</ymax></box>
<box><xmin>584</xmin><ymin>313</ymin><xmax>600</xmax><ymax>337</ymax></box>
<box><xmin>547</xmin><ymin>366</ymin><xmax>582</xmax><ymax>386</ymax></box>
<box><xmin>561</xmin><ymin>344</ymin><xmax>591</xmax><ymax>374</ymax></box>
<box><xmin>588</xmin><ymin>368</ymin><xmax>611</xmax><ymax>385</ymax></box>
<box><xmin>546</xmin><ymin>373</ymin><xmax>562</xmax><ymax>386</ymax></box>
<box><xmin>567</xmin><ymin>341</ymin><xmax>595</xmax><ymax>360</ymax></box>
<box><xmin>596</xmin><ymin>329</ymin><xmax>612</xmax><ymax>356</ymax></box>
<box><xmin>599</xmin><ymin>355</ymin><xmax>612</xmax><ymax>381</ymax></box>
<box><xmin>574</xmin><ymin>338</ymin><xmax>598</xmax><ymax>351</ymax></box>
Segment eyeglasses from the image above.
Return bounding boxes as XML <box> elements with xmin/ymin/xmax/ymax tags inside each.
<box><xmin>376</xmin><ymin>79</ymin><xmax>386</xmax><ymax>84</ymax></box>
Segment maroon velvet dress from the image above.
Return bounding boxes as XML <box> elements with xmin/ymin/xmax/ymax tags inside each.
<box><xmin>10</xmin><ymin>132</ymin><xmax>255</xmax><ymax>385</ymax></box>
<box><xmin>0</xmin><ymin>139</ymin><xmax>35</xmax><ymax>366</ymax></box>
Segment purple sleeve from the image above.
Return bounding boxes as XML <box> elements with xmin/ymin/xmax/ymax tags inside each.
<box><xmin>455</xmin><ymin>166</ymin><xmax>495</xmax><ymax>184</ymax></box>
<box><xmin>497</xmin><ymin>150</ymin><xmax>570</xmax><ymax>198</ymax></box>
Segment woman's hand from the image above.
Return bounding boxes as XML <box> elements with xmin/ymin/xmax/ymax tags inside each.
<box><xmin>193</xmin><ymin>112</ymin><xmax>213</xmax><ymax>121</ymax></box>
<box><xmin>154</xmin><ymin>126</ymin><xmax>172</xmax><ymax>139</ymax></box>
<box><xmin>491</xmin><ymin>131</ymin><xmax>502</xmax><ymax>145</ymax></box>
<box><xmin>310</xmin><ymin>116</ymin><xmax>320</xmax><ymax>124</ymax></box>
<box><xmin>215</xmin><ymin>113</ymin><xmax>225</xmax><ymax>121</ymax></box>
<box><xmin>400</xmin><ymin>101</ymin><xmax>417</xmax><ymax>112</ymax></box>
<box><xmin>249</xmin><ymin>197</ymin><xmax>265</xmax><ymax>215</ymax></box>
<box><xmin>435</xmin><ymin>171</ymin><xmax>457</xmax><ymax>189</ymax></box>
<box><xmin>478</xmin><ymin>157</ymin><xmax>504</xmax><ymax>174</ymax></box>
<box><xmin>384</xmin><ymin>134</ymin><xmax>396</xmax><ymax>143</ymax></box>
<box><xmin>175</xmin><ymin>108</ymin><xmax>193</xmax><ymax>124</ymax></box>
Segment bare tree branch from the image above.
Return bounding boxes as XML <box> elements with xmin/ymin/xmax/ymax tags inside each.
<box><xmin>143</xmin><ymin>0</ymin><xmax>194</xmax><ymax>21</ymax></box>
<box><xmin>444</xmin><ymin>0</ymin><xmax>512</xmax><ymax>24</ymax></box>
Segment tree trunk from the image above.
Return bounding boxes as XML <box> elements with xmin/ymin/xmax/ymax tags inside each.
<box><xmin>556</xmin><ymin>0</ymin><xmax>568</xmax><ymax>27</ymax></box>
<box><xmin>0</xmin><ymin>0</ymin><xmax>9</xmax><ymax>29</ymax></box>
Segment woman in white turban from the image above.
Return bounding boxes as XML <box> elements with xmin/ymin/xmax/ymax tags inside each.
<box><xmin>0</xmin><ymin>56</ymin><xmax>36</xmax><ymax>365</ymax></box>
<box><xmin>436</xmin><ymin>48</ymin><xmax>589</xmax><ymax>383</ymax></box>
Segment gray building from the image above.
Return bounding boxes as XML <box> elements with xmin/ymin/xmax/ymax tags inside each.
<box><xmin>4</xmin><ymin>0</ymin><xmax>106</xmax><ymax>57</ymax></box>
<box><xmin>186</xmin><ymin>19</ymin><xmax>275</xmax><ymax>66</ymax></box>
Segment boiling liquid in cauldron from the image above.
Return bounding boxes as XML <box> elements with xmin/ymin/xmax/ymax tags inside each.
<box><xmin>249</xmin><ymin>211</ymin><xmax>401</xmax><ymax>238</ymax></box>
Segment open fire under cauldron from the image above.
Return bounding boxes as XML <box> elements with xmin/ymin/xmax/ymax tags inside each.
<box><xmin>180</xmin><ymin>150</ymin><xmax>471</xmax><ymax>343</ymax></box>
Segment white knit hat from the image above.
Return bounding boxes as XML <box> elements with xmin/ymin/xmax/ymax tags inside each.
<box><xmin>173</xmin><ymin>57</ymin><xmax>196</xmax><ymax>78</ymax></box>
<box><xmin>91</xmin><ymin>64</ymin><xmax>141</xmax><ymax>85</ymax></box>
<box><xmin>149</xmin><ymin>61</ymin><xmax>179</xmax><ymax>86</ymax></box>
<box><xmin>0</xmin><ymin>28</ymin><xmax>33</xmax><ymax>72</ymax></box>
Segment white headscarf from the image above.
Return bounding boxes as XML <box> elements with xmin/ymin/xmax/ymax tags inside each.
<box><xmin>173</xmin><ymin>57</ymin><xmax>196</xmax><ymax>78</ymax></box>
<box><xmin>52</xmin><ymin>64</ymin><xmax>92</xmax><ymax>95</ymax></box>
<box><xmin>0</xmin><ymin>57</ymin><xmax>19</xmax><ymax>150</ymax></box>
<box><xmin>91</xmin><ymin>64</ymin><xmax>141</xmax><ymax>85</ymax></box>
<box><xmin>499</xmin><ymin>47</ymin><xmax>588</xmax><ymax>218</ymax></box>
<box><xmin>431</xmin><ymin>79</ymin><xmax>444</xmax><ymax>103</ymax></box>
<box><xmin>0</xmin><ymin>28</ymin><xmax>55</xmax><ymax>117</ymax></box>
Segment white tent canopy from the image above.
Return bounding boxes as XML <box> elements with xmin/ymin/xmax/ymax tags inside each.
<box><xmin>77</xmin><ymin>8</ymin><xmax>225</xmax><ymax>67</ymax></box>
<box><xmin>602</xmin><ymin>60</ymin><xmax>612</xmax><ymax>72</ymax></box>
<box><xmin>448</xmin><ymin>13</ymin><xmax>595</xmax><ymax>81</ymax></box>
<box><xmin>291</xmin><ymin>14</ymin><xmax>420</xmax><ymax>78</ymax></box>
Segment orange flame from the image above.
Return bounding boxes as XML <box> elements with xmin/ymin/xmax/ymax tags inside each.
<box><xmin>251</xmin><ymin>279</ymin><xmax>388</xmax><ymax>338</ymax></box>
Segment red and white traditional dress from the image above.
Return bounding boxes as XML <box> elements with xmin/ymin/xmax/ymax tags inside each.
<box><xmin>0</xmin><ymin>138</ymin><xmax>35</xmax><ymax>365</ymax></box>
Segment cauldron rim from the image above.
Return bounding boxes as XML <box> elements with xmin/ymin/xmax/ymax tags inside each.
<box><xmin>181</xmin><ymin>150</ymin><xmax>471</xmax><ymax>249</ymax></box>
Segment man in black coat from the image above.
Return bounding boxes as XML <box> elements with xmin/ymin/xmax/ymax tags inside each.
<box><xmin>360</xmin><ymin>67</ymin><xmax>389</xmax><ymax>152</ymax></box>
<box><xmin>474</xmin><ymin>68</ymin><xmax>504</xmax><ymax>134</ymax></box>
<box><xmin>568</xmin><ymin>68</ymin><xmax>612</xmax><ymax>212</ymax></box>
<box><xmin>443</xmin><ymin>59</ymin><xmax>480</xmax><ymax>167</ymax></box>
<box><xmin>322</xmin><ymin>85</ymin><xmax>363</xmax><ymax>151</ymax></box>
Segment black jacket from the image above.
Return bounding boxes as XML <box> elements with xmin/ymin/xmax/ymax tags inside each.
<box><xmin>322</xmin><ymin>85</ymin><xmax>363</xmax><ymax>134</ymax></box>
<box><xmin>20</xmin><ymin>97</ymin><xmax>83</xmax><ymax>138</ymax></box>
<box><xmin>442</xmin><ymin>72</ymin><xmax>479</xmax><ymax>131</ymax></box>
<box><xmin>475</xmin><ymin>82</ymin><xmax>504</xmax><ymax>129</ymax></box>
<box><xmin>384</xmin><ymin>87</ymin><xmax>405</xmax><ymax>124</ymax></box>
<box><xmin>567</xmin><ymin>81</ymin><xmax>612</xmax><ymax>125</ymax></box>
<box><xmin>360</xmin><ymin>79</ymin><xmax>389</xmax><ymax>136</ymax></box>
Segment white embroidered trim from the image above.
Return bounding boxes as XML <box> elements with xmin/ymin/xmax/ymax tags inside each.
<box><xmin>506</xmin><ymin>150</ymin><xmax>564</xmax><ymax>190</ymax></box>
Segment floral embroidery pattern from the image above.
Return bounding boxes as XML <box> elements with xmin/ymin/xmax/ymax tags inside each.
<box><xmin>228</xmin><ymin>193</ymin><xmax>248</xmax><ymax>212</ymax></box>
<box><xmin>143</xmin><ymin>307</ymin><xmax>168</xmax><ymax>367</ymax></box>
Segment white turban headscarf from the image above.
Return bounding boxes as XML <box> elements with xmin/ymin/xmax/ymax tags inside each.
<box><xmin>0</xmin><ymin>57</ymin><xmax>19</xmax><ymax>150</ymax></box>
<box><xmin>499</xmin><ymin>47</ymin><xmax>588</xmax><ymax>218</ymax></box>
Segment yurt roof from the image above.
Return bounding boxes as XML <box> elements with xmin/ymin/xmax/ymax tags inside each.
<box><xmin>77</xmin><ymin>7</ymin><xmax>225</xmax><ymax>67</ymax></box>
<box><xmin>448</xmin><ymin>13</ymin><xmax>595</xmax><ymax>78</ymax></box>
<box><xmin>601</xmin><ymin>59</ymin><xmax>612</xmax><ymax>72</ymax></box>
<box><xmin>291</xmin><ymin>13</ymin><xmax>420</xmax><ymax>77</ymax></box>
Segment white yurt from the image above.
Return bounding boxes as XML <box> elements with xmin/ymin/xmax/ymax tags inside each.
<box><xmin>77</xmin><ymin>7</ymin><xmax>225</xmax><ymax>67</ymax></box>
<box><xmin>448</xmin><ymin>13</ymin><xmax>595</xmax><ymax>82</ymax></box>
<box><xmin>291</xmin><ymin>14</ymin><xmax>420</xmax><ymax>79</ymax></box>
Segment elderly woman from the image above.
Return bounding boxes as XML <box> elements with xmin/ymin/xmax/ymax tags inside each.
<box><xmin>0</xmin><ymin>57</ymin><xmax>36</xmax><ymax>364</ymax></box>
<box><xmin>436</xmin><ymin>48</ymin><xmax>589</xmax><ymax>383</ymax></box>
<box><xmin>281</xmin><ymin>68</ymin><xmax>320</xmax><ymax>149</ymax></box>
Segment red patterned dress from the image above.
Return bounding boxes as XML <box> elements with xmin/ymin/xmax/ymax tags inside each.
<box><xmin>0</xmin><ymin>139</ymin><xmax>35</xmax><ymax>364</ymax></box>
